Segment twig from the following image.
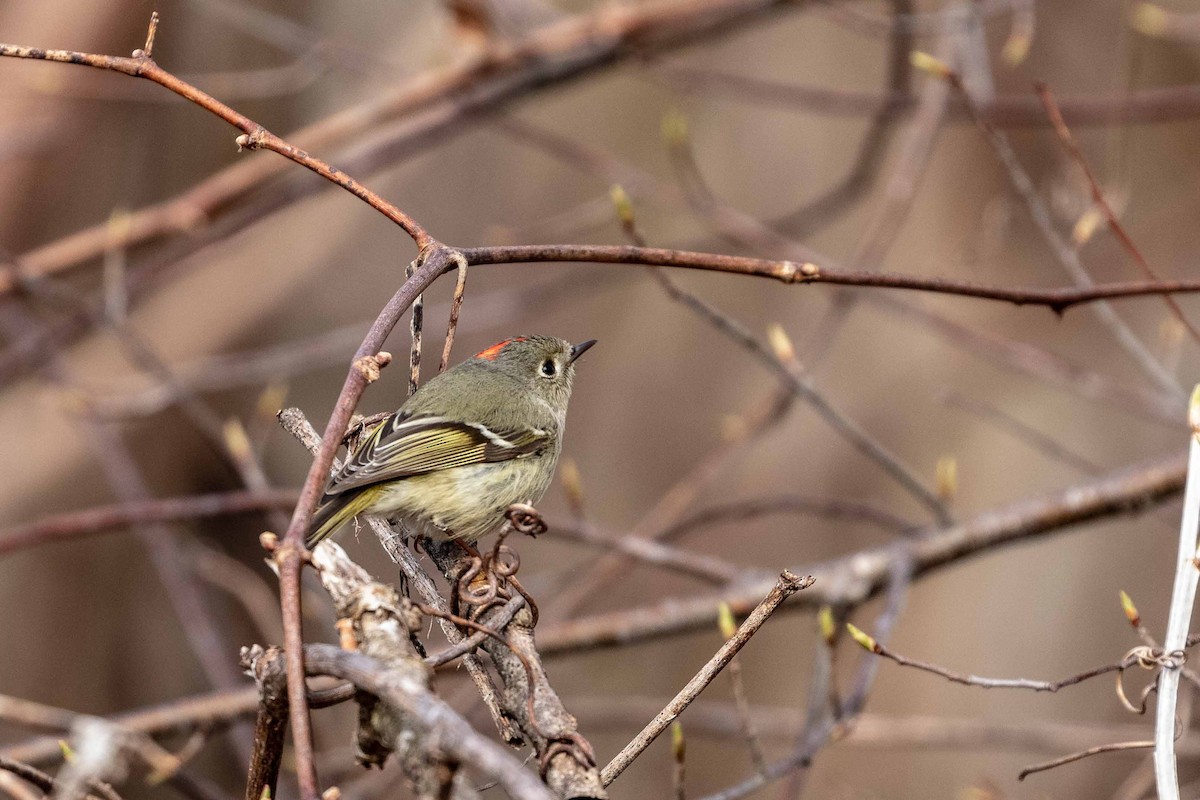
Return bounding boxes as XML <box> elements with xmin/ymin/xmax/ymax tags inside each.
<box><xmin>658</xmin><ymin>495</ymin><xmax>917</xmax><ymax>540</ymax></box>
<box><xmin>1036</xmin><ymin>82</ymin><xmax>1200</xmax><ymax>343</ymax></box>
<box><xmin>1019</xmin><ymin>739</ymin><xmax>1154</xmax><ymax>781</ymax></box>
<box><xmin>847</xmin><ymin>624</ymin><xmax>1164</xmax><ymax>693</ymax></box>
<box><xmin>550</xmin><ymin>521</ymin><xmax>747</xmax><ymax>584</ymax></box>
<box><xmin>651</xmin><ymin>271</ymin><xmax>950</xmax><ymax>524</ymax></box>
<box><xmin>0</xmin><ymin>757</ymin><xmax>120</xmax><ymax>800</ymax></box>
<box><xmin>867</xmin><ymin>293</ymin><xmax>1181</xmax><ymax>424</ymax></box>
<box><xmin>671</xmin><ymin>723</ymin><xmax>687</xmax><ymax>800</ymax></box>
<box><xmin>0</xmin><ymin>682</ymin><xmax>353</xmax><ymax>768</ymax></box>
<box><xmin>1154</xmin><ymin>386</ymin><xmax>1200</xmax><ymax>799</ymax></box>
<box><xmin>406</xmin><ymin>258</ymin><xmax>423</xmax><ymax>396</ymax></box>
<box><xmin>926</xmin><ymin>57</ymin><xmax>1182</xmax><ymax>399</ymax></box>
<box><xmin>440</xmin><ymin>254</ymin><xmax>469</xmax><ymax>373</ymax></box>
<box><xmin>600</xmin><ymin>571</ymin><xmax>814</xmax><ymax>785</ymax></box>
<box><xmin>0</xmin><ymin>28</ymin><xmax>430</xmax><ymax>248</ymax></box>
<box><xmin>0</xmin><ymin>489</ymin><xmax>297</xmax><ymax>557</ymax></box>
<box><xmin>716</xmin><ymin>605</ymin><xmax>768</xmax><ymax>775</ymax></box>
<box><xmin>424</xmin><ymin>595</ymin><xmax>525</xmax><ymax>667</ymax></box>
<box><xmin>458</xmin><ymin>244</ymin><xmax>1200</xmax><ymax>312</ymax></box>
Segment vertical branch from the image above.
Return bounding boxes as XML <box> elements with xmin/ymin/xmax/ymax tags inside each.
<box><xmin>274</xmin><ymin>246</ymin><xmax>453</xmax><ymax>800</ymax></box>
<box><xmin>406</xmin><ymin>259</ymin><xmax>423</xmax><ymax>396</ymax></box>
<box><xmin>1035</xmin><ymin>82</ymin><xmax>1200</xmax><ymax>343</ymax></box>
<box><xmin>242</xmin><ymin>649</ymin><xmax>287</xmax><ymax>800</ymax></box>
<box><xmin>439</xmin><ymin>254</ymin><xmax>469</xmax><ymax>373</ymax></box>
<box><xmin>1154</xmin><ymin>386</ymin><xmax>1200</xmax><ymax>800</ymax></box>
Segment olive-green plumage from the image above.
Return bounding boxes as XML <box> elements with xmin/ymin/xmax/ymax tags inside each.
<box><xmin>306</xmin><ymin>335</ymin><xmax>595</xmax><ymax>547</ymax></box>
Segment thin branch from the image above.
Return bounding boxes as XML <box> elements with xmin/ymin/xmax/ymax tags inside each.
<box><xmin>0</xmin><ymin>490</ymin><xmax>298</xmax><ymax>557</ymax></box>
<box><xmin>1019</xmin><ymin>739</ymin><xmax>1154</xmax><ymax>781</ymax></box>
<box><xmin>440</xmin><ymin>254</ymin><xmax>469</xmax><ymax>373</ymax></box>
<box><xmin>930</xmin><ymin>60</ymin><xmax>1182</xmax><ymax>399</ymax></box>
<box><xmin>0</xmin><ymin>0</ymin><xmax>812</xmax><ymax>298</ymax></box>
<box><xmin>457</xmin><ymin>244</ymin><xmax>1200</xmax><ymax>312</ymax></box>
<box><xmin>849</xmin><ymin>625</ymin><xmax>1158</xmax><ymax>693</ymax></box>
<box><xmin>1036</xmin><ymin>82</ymin><xmax>1200</xmax><ymax>343</ymax></box>
<box><xmin>0</xmin><ymin>35</ymin><xmax>430</xmax><ymax>248</ymax></box>
<box><xmin>600</xmin><ymin>571</ymin><xmax>814</xmax><ymax>785</ymax></box>
<box><xmin>406</xmin><ymin>258</ymin><xmax>423</xmax><ymax>396</ymax></box>
<box><xmin>550</xmin><ymin>520</ymin><xmax>747</xmax><ymax>584</ymax></box>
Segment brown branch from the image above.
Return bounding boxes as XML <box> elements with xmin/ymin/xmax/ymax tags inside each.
<box><xmin>929</xmin><ymin>60</ymin><xmax>1182</xmax><ymax>399</ymax></box>
<box><xmin>549</xmin><ymin>520</ymin><xmax>746</xmax><ymax>584</ymax></box>
<box><xmin>0</xmin><ymin>757</ymin><xmax>121</xmax><ymax>800</ymax></box>
<box><xmin>0</xmin><ymin>32</ymin><xmax>430</xmax><ymax>249</ymax></box>
<box><xmin>241</xmin><ymin>649</ymin><xmax>287</xmax><ymax>800</ymax></box>
<box><xmin>0</xmin><ymin>0</ymin><xmax>806</xmax><ymax>298</ymax></box>
<box><xmin>848</xmin><ymin>624</ymin><xmax>1166</xmax><ymax>693</ymax></box>
<box><xmin>600</xmin><ymin>572</ymin><xmax>813</xmax><ymax>785</ymax></box>
<box><xmin>421</xmin><ymin>539</ymin><xmax>608</xmax><ymax>798</ymax></box>
<box><xmin>270</xmin><ymin>247</ymin><xmax>453</xmax><ymax>800</ymax></box>
<box><xmin>535</xmin><ymin>452</ymin><xmax>1186</xmax><ymax>656</ymax></box>
<box><xmin>658</xmin><ymin>495</ymin><xmax>917</xmax><ymax>540</ymax></box>
<box><xmin>1036</xmin><ymin>81</ymin><xmax>1200</xmax><ymax>343</ymax></box>
<box><xmin>439</xmin><ymin>254</ymin><xmax>469</xmax><ymax>374</ymax></box>
<box><xmin>0</xmin><ymin>489</ymin><xmax>298</xmax><ymax>557</ymax></box>
<box><xmin>457</xmin><ymin>244</ymin><xmax>1200</xmax><ymax>311</ymax></box>
<box><xmin>1018</xmin><ymin>739</ymin><xmax>1155</xmax><ymax>781</ymax></box>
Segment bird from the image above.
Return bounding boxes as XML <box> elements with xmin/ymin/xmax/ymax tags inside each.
<box><xmin>306</xmin><ymin>335</ymin><xmax>596</xmax><ymax>548</ymax></box>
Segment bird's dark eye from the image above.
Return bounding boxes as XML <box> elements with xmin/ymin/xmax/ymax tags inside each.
<box><xmin>540</xmin><ymin>359</ymin><xmax>556</xmax><ymax>376</ymax></box>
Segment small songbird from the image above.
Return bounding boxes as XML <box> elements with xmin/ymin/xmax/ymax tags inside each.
<box><xmin>306</xmin><ymin>335</ymin><xmax>596</xmax><ymax>548</ymax></box>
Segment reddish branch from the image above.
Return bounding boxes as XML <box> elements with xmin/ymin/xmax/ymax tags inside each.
<box><xmin>0</xmin><ymin>21</ymin><xmax>429</xmax><ymax>249</ymax></box>
<box><xmin>0</xmin><ymin>489</ymin><xmax>297</xmax><ymax>557</ymax></box>
<box><xmin>458</xmin><ymin>245</ymin><xmax>1200</xmax><ymax>312</ymax></box>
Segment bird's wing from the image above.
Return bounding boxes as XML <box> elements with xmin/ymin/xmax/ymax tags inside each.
<box><xmin>323</xmin><ymin>412</ymin><xmax>550</xmax><ymax>495</ymax></box>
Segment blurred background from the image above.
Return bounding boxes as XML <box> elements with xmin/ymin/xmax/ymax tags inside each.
<box><xmin>2</xmin><ymin>0</ymin><xmax>1200</xmax><ymax>797</ymax></box>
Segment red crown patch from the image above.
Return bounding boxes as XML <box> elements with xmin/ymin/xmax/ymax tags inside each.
<box><xmin>474</xmin><ymin>337</ymin><xmax>527</xmax><ymax>361</ymax></box>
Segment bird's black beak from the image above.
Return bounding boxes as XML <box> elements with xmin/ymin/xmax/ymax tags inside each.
<box><xmin>568</xmin><ymin>339</ymin><xmax>597</xmax><ymax>364</ymax></box>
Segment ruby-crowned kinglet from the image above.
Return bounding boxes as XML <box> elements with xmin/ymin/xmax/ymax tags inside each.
<box><xmin>306</xmin><ymin>335</ymin><xmax>596</xmax><ymax>547</ymax></box>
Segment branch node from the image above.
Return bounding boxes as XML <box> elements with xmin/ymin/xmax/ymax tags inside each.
<box><xmin>353</xmin><ymin>353</ymin><xmax>390</xmax><ymax>383</ymax></box>
<box><xmin>235</xmin><ymin>128</ymin><xmax>269</xmax><ymax>152</ymax></box>
<box><xmin>134</xmin><ymin>12</ymin><xmax>158</xmax><ymax>60</ymax></box>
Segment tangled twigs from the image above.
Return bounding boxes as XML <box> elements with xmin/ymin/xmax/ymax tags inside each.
<box><xmin>506</xmin><ymin>503</ymin><xmax>548</xmax><ymax>537</ymax></box>
<box><xmin>451</xmin><ymin>505</ymin><xmax>545</xmax><ymax>624</ymax></box>
<box><xmin>423</xmin><ymin>532</ymin><xmax>607</xmax><ymax>798</ymax></box>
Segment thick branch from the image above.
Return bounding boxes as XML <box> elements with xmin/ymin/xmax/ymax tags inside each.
<box><xmin>535</xmin><ymin>452</ymin><xmax>1187</xmax><ymax>655</ymax></box>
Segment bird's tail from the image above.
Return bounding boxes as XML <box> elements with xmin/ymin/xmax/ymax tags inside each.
<box><xmin>306</xmin><ymin>491</ymin><xmax>375</xmax><ymax>549</ymax></box>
